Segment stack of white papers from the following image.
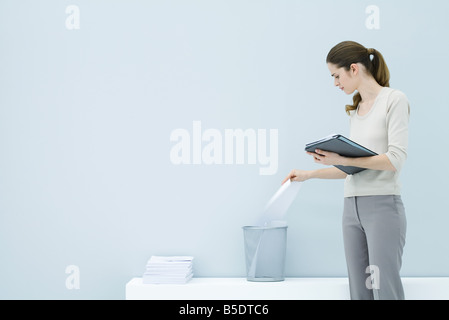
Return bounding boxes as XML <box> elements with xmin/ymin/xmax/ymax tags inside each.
<box><xmin>142</xmin><ymin>256</ymin><xmax>194</xmax><ymax>284</ymax></box>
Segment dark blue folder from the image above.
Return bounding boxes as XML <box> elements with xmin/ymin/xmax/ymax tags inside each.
<box><xmin>304</xmin><ymin>134</ymin><xmax>378</xmax><ymax>175</ymax></box>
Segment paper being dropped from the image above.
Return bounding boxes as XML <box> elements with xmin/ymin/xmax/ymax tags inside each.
<box><xmin>258</xmin><ymin>179</ymin><xmax>302</xmax><ymax>226</ymax></box>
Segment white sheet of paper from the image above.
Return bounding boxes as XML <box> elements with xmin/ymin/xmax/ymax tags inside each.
<box><xmin>258</xmin><ymin>179</ymin><xmax>302</xmax><ymax>225</ymax></box>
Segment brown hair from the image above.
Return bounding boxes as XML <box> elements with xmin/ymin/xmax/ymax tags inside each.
<box><xmin>326</xmin><ymin>41</ymin><xmax>390</xmax><ymax>114</ymax></box>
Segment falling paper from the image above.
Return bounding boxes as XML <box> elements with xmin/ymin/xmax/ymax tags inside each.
<box><xmin>258</xmin><ymin>179</ymin><xmax>302</xmax><ymax>225</ymax></box>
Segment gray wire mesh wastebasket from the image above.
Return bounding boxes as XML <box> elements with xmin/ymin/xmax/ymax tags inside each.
<box><xmin>242</xmin><ymin>224</ymin><xmax>287</xmax><ymax>282</ymax></box>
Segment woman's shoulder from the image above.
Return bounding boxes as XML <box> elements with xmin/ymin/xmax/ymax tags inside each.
<box><xmin>383</xmin><ymin>87</ymin><xmax>410</xmax><ymax>114</ymax></box>
<box><xmin>383</xmin><ymin>87</ymin><xmax>409</xmax><ymax>102</ymax></box>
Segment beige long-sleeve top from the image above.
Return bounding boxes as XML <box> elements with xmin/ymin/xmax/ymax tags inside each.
<box><xmin>344</xmin><ymin>87</ymin><xmax>410</xmax><ymax>197</ymax></box>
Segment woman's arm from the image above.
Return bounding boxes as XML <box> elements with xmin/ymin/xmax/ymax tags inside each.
<box><xmin>311</xmin><ymin>149</ymin><xmax>396</xmax><ymax>172</ymax></box>
<box><xmin>341</xmin><ymin>153</ymin><xmax>396</xmax><ymax>171</ymax></box>
<box><xmin>282</xmin><ymin>166</ymin><xmax>347</xmax><ymax>184</ymax></box>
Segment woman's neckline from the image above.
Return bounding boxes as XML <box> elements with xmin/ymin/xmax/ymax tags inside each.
<box><xmin>356</xmin><ymin>87</ymin><xmax>387</xmax><ymax>118</ymax></box>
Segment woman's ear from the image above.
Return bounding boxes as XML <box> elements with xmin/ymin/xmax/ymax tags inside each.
<box><xmin>349</xmin><ymin>63</ymin><xmax>359</xmax><ymax>76</ymax></box>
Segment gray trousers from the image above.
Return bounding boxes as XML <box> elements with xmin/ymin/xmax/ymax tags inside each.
<box><xmin>343</xmin><ymin>195</ymin><xmax>407</xmax><ymax>300</ymax></box>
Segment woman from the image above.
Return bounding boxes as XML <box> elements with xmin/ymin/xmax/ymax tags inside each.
<box><xmin>283</xmin><ymin>41</ymin><xmax>410</xmax><ymax>300</ymax></box>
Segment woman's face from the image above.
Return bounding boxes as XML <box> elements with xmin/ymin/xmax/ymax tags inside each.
<box><xmin>327</xmin><ymin>63</ymin><xmax>358</xmax><ymax>95</ymax></box>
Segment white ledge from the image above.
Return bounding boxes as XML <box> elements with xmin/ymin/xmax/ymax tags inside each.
<box><xmin>125</xmin><ymin>277</ymin><xmax>449</xmax><ymax>300</ymax></box>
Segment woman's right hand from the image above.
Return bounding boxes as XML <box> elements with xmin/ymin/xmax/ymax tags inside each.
<box><xmin>281</xmin><ymin>169</ymin><xmax>311</xmax><ymax>185</ymax></box>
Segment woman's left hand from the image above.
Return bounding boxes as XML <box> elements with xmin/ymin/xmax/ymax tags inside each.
<box><xmin>306</xmin><ymin>149</ymin><xmax>345</xmax><ymax>166</ymax></box>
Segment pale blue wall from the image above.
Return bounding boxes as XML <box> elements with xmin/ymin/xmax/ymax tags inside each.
<box><xmin>0</xmin><ymin>0</ymin><xmax>448</xmax><ymax>299</ymax></box>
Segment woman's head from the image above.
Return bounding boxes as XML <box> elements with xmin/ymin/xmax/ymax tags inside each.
<box><xmin>326</xmin><ymin>41</ymin><xmax>390</xmax><ymax>114</ymax></box>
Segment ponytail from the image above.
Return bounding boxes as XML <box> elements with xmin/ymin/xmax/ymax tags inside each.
<box><xmin>326</xmin><ymin>41</ymin><xmax>390</xmax><ymax>115</ymax></box>
<box><xmin>368</xmin><ymin>48</ymin><xmax>390</xmax><ymax>88</ymax></box>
